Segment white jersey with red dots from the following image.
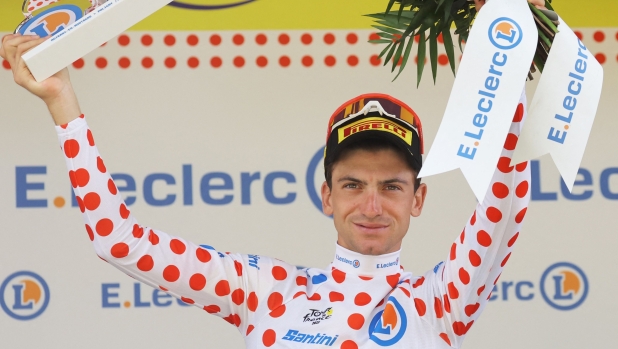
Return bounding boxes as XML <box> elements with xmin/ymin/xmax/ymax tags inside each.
<box><xmin>55</xmin><ymin>95</ymin><xmax>530</xmax><ymax>349</ymax></box>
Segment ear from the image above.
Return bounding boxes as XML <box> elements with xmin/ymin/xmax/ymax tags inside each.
<box><xmin>410</xmin><ymin>183</ymin><xmax>427</xmax><ymax>217</ymax></box>
<box><xmin>321</xmin><ymin>181</ymin><xmax>334</xmax><ymax>216</ymax></box>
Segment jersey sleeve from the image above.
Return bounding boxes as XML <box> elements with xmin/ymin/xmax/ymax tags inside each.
<box><xmin>410</xmin><ymin>95</ymin><xmax>531</xmax><ymax>348</ymax></box>
<box><xmin>55</xmin><ymin>116</ymin><xmax>295</xmax><ymax>335</ymax></box>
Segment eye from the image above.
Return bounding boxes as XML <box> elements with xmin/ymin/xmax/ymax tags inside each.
<box><xmin>343</xmin><ymin>183</ymin><xmax>359</xmax><ymax>189</ymax></box>
<box><xmin>385</xmin><ymin>185</ymin><xmax>401</xmax><ymax>191</ymax></box>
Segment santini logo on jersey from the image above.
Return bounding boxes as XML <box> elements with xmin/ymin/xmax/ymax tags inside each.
<box><xmin>377</xmin><ymin>257</ymin><xmax>399</xmax><ymax>269</ymax></box>
<box><xmin>335</xmin><ymin>254</ymin><xmax>360</xmax><ymax>268</ymax></box>
<box><xmin>282</xmin><ymin>330</ymin><xmax>339</xmax><ymax>346</ymax></box>
<box><xmin>338</xmin><ymin>117</ymin><xmax>412</xmax><ymax>145</ymax></box>
<box><xmin>303</xmin><ymin>307</ymin><xmax>333</xmax><ymax>325</ymax></box>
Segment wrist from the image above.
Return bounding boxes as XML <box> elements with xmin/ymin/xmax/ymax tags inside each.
<box><xmin>44</xmin><ymin>84</ymin><xmax>82</xmax><ymax>125</ymax></box>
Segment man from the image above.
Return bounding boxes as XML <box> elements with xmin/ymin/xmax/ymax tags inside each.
<box><xmin>1</xmin><ymin>27</ymin><xmax>529</xmax><ymax>348</ymax></box>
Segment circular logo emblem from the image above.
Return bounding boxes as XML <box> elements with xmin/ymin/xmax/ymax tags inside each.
<box><xmin>18</xmin><ymin>5</ymin><xmax>83</xmax><ymax>36</ymax></box>
<box><xmin>1</xmin><ymin>271</ymin><xmax>50</xmax><ymax>320</ymax></box>
<box><xmin>352</xmin><ymin>260</ymin><xmax>360</xmax><ymax>268</ymax></box>
<box><xmin>540</xmin><ymin>262</ymin><xmax>588</xmax><ymax>311</ymax></box>
<box><xmin>488</xmin><ymin>17</ymin><xmax>523</xmax><ymax>50</ymax></box>
<box><xmin>168</xmin><ymin>0</ymin><xmax>256</xmax><ymax>10</ymax></box>
<box><xmin>368</xmin><ymin>296</ymin><xmax>407</xmax><ymax>346</ymax></box>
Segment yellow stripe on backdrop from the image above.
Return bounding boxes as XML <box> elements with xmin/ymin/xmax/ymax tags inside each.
<box><xmin>0</xmin><ymin>0</ymin><xmax>617</xmax><ymax>32</ymax></box>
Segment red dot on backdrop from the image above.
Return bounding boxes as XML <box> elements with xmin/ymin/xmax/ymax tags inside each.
<box><xmin>347</xmin><ymin>55</ymin><xmax>359</xmax><ymax>67</ymax></box>
<box><xmin>165</xmin><ymin>57</ymin><xmax>177</xmax><ymax>68</ymax></box>
<box><xmin>369</xmin><ymin>33</ymin><xmax>380</xmax><ymax>42</ymax></box>
<box><xmin>302</xmin><ymin>55</ymin><xmax>313</xmax><ymax>67</ymax></box>
<box><xmin>72</xmin><ymin>58</ymin><xmax>84</xmax><ymax>69</ymax></box>
<box><xmin>278</xmin><ymin>33</ymin><xmax>290</xmax><ymax>45</ymax></box>
<box><xmin>233</xmin><ymin>34</ymin><xmax>245</xmax><ymax>45</ymax></box>
<box><xmin>595</xmin><ymin>53</ymin><xmax>606</xmax><ymax>64</ymax></box>
<box><xmin>256</xmin><ymin>56</ymin><xmax>268</xmax><ymax>67</ymax></box>
<box><xmin>141</xmin><ymin>34</ymin><xmax>153</xmax><ymax>46</ymax></box>
<box><xmin>415</xmin><ymin>35</ymin><xmax>420</xmax><ymax>43</ymax></box>
<box><xmin>616</xmin><ymin>31</ymin><xmax>618</xmax><ymax>41</ymax></box>
<box><xmin>256</xmin><ymin>34</ymin><xmax>267</xmax><ymax>45</ymax></box>
<box><xmin>301</xmin><ymin>33</ymin><xmax>313</xmax><ymax>45</ymax></box>
<box><xmin>119</xmin><ymin>57</ymin><xmax>131</xmax><ymax>69</ymax></box>
<box><xmin>438</xmin><ymin>54</ymin><xmax>449</xmax><ymax>66</ymax></box>
<box><xmin>187</xmin><ymin>34</ymin><xmax>199</xmax><ymax>46</ymax></box>
<box><xmin>188</xmin><ymin>57</ymin><xmax>199</xmax><ymax>68</ymax></box>
<box><xmin>437</xmin><ymin>33</ymin><xmax>444</xmax><ymax>44</ymax></box>
<box><xmin>279</xmin><ymin>55</ymin><xmax>291</xmax><ymax>67</ymax></box>
<box><xmin>211</xmin><ymin>56</ymin><xmax>222</xmax><ymax>68</ymax></box>
<box><xmin>95</xmin><ymin>57</ymin><xmax>107</xmax><ymax>69</ymax></box>
<box><xmin>324</xmin><ymin>33</ymin><xmax>335</xmax><ymax>44</ymax></box>
<box><xmin>142</xmin><ymin>57</ymin><xmax>154</xmax><ymax>68</ymax></box>
<box><xmin>370</xmin><ymin>55</ymin><xmax>381</xmax><ymax>66</ymax></box>
<box><xmin>324</xmin><ymin>55</ymin><xmax>336</xmax><ymax>67</ymax></box>
<box><xmin>593</xmin><ymin>30</ymin><xmax>605</xmax><ymax>42</ymax></box>
<box><xmin>210</xmin><ymin>34</ymin><xmax>222</xmax><ymax>46</ymax></box>
<box><xmin>574</xmin><ymin>31</ymin><xmax>583</xmax><ymax>40</ymax></box>
<box><xmin>233</xmin><ymin>56</ymin><xmax>245</xmax><ymax>67</ymax></box>
<box><xmin>395</xmin><ymin>57</ymin><xmax>403</xmax><ymax>66</ymax></box>
<box><xmin>347</xmin><ymin>33</ymin><xmax>358</xmax><ymax>44</ymax></box>
<box><xmin>118</xmin><ymin>34</ymin><xmax>130</xmax><ymax>46</ymax></box>
<box><xmin>2</xmin><ymin>60</ymin><xmax>10</xmax><ymax>70</ymax></box>
<box><xmin>164</xmin><ymin>35</ymin><xmax>176</xmax><ymax>46</ymax></box>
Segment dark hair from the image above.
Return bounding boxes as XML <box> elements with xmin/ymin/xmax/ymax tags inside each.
<box><xmin>324</xmin><ymin>137</ymin><xmax>421</xmax><ymax>191</ymax></box>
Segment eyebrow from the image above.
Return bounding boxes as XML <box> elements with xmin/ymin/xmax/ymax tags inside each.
<box><xmin>337</xmin><ymin>176</ymin><xmax>409</xmax><ymax>185</ymax></box>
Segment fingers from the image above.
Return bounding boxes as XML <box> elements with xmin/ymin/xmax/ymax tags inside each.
<box><xmin>15</xmin><ymin>36</ymin><xmax>48</xmax><ymax>58</ymax></box>
<box><xmin>1</xmin><ymin>35</ymin><xmax>42</xmax><ymax>64</ymax></box>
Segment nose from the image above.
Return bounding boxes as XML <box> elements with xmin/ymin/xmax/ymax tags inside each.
<box><xmin>359</xmin><ymin>188</ymin><xmax>382</xmax><ymax>218</ymax></box>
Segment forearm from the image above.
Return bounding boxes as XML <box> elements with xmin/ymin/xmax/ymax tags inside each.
<box><xmin>45</xmin><ymin>83</ymin><xmax>81</xmax><ymax>126</ymax></box>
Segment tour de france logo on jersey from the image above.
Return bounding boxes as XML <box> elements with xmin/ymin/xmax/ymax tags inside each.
<box><xmin>368</xmin><ymin>296</ymin><xmax>407</xmax><ymax>346</ymax></box>
<box><xmin>0</xmin><ymin>271</ymin><xmax>50</xmax><ymax>320</ymax></box>
<box><xmin>168</xmin><ymin>0</ymin><xmax>257</xmax><ymax>10</ymax></box>
<box><xmin>17</xmin><ymin>4</ymin><xmax>83</xmax><ymax>37</ymax></box>
<box><xmin>488</xmin><ymin>17</ymin><xmax>523</xmax><ymax>50</ymax></box>
<box><xmin>539</xmin><ymin>262</ymin><xmax>589</xmax><ymax>311</ymax></box>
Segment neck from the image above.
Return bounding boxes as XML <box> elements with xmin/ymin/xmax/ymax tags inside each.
<box><xmin>332</xmin><ymin>243</ymin><xmax>402</xmax><ymax>275</ymax></box>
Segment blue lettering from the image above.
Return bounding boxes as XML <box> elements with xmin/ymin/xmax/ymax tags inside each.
<box><xmin>552</xmin><ymin>275</ymin><xmax>573</xmax><ymax>300</ymax></box>
<box><xmin>200</xmin><ymin>172</ymin><xmax>233</xmax><ymax>205</ymax></box>
<box><xmin>457</xmin><ymin>144</ymin><xmax>477</xmax><ymax>160</ymax></box>
<box><xmin>501</xmin><ymin>281</ymin><xmax>514</xmax><ymax>301</ymax></box>
<box><xmin>567</xmin><ymin>81</ymin><xmax>582</xmax><ymax>95</ymax></box>
<box><xmin>560</xmin><ymin>169</ymin><xmax>593</xmax><ymax>200</ymax></box>
<box><xmin>152</xmin><ymin>289</ymin><xmax>172</xmax><ymax>307</ymax></box>
<box><xmin>143</xmin><ymin>173</ymin><xmax>176</xmax><ymax>206</ymax></box>
<box><xmin>16</xmin><ymin>166</ymin><xmax>47</xmax><ymax>208</ymax></box>
<box><xmin>547</xmin><ymin>127</ymin><xmax>567</xmax><ymax>144</ymax></box>
<box><xmin>282</xmin><ymin>330</ymin><xmax>299</xmax><ymax>341</ymax></box>
<box><xmin>183</xmin><ymin>164</ymin><xmax>193</xmax><ymax>205</ymax></box>
<box><xmin>478</xmin><ymin>98</ymin><xmax>493</xmax><ymax>113</ymax></box>
<box><xmin>102</xmin><ymin>283</ymin><xmax>121</xmax><ymax>308</ymax></box>
<box><xmin>489</xmin><ymin>285</ymin><xmax>498</xmax><ymax>301</ymax></box>
<box><xmin>133</xmin><ymin>283</ymin><xmax>151</xmax><ymax>307</ymax></box>
<box><xmin>12</xmin><ymin>284</ymin><xmax>33</xmax><ymax>309</ymax></box>
<box><xmin>264</xmin><ymin>172</ymin><xmax>296</xmax><ymax>204</ymax></box>
<box><xmin>241</xmin><ymin>172</ymin><xmax>261</xmax><ymax>205</ymax></box>
<box><xmin>600</xmin><ymin>168</ymin><xmax>618</xmax><ymax>200</ymax></box>
<box><xmin>515</xmin><ymin>281</ymin><xmax>534</xmax><ymax>300</ymax></box>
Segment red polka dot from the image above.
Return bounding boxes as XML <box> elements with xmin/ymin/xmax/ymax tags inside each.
<box><xmin>95</xmin><ymin>57</ymin><xmax>107</xmax><ymax>69</ymax></box>
<box><xmin>141</xmin><ymin>34</ymin><xmax>153</xmax><ymax>46</ymax></box>
<box><xmin>262</xmin><ymin>329</ymin><xmax>276</xmax><ymax>347</ymax></box>
<box><xmin>215</xmin><ymin>280</ymin><xmax>230</xmax><ymax>296</ymax></box>
<box><xmin>307</xmin><ymin>293</ymin><xmax>321</xmax><ymax>301</ymax></box>
<box><xmin>164</xmin><ymin>57</ymin><xmax>176</xmax><ymax>68</ymax></box>
<box><xmin>118</xmin><ymin>34</ymin><xmax>130</xmax><ymax>46</ymax></box>
<box><xmin>515</xmin><ymin>181</ymin><xmax>529</xmax><ymax>198</ymax></box>
<box><xmin>246</xmin><ymin>325</ymin><xmax>255</xmax><ymax>336</ymax></box>
<box><xmin>74</xmin><ymin>168</ymin><xmax>90</xmax><ymax>187</ymax></box>
<box><xmin>97</xmin><ymin>157</ymin><xmax>107</xmax><ymax>173</ymax></box>
<box><xmin>453</xmin><ymin>321</ymin><xmax>474</xmax><ymax>336</ymax></box>
<box><xmin>256</xmin><ymin>56</ymin><xmax>268</xmax><ymax>67</ymax></box>
<box><xmin>450</xmin><ymin>243</ymin><xmax>457</xmax><ymax>260</ymax></box>
<box><xmin>443</xmin><ymin>294</ymin><xmax>451</xmax><ymax>313</ymax></box>
<box><xmin>86</xmin><ymin>129</ymin><xmax>95</xmax><ymax>146</ymax></box>
<box><xmin>231</xmin><ymin>288</ymin><xmax>245</xmax><ymax>305</ymax></box>
<box><xmin>412</xmin><ymin>276</ymin><xmax>425</xmax><ymax>288</ymax></box>
<box><xmin>513</xmin><ymin>103</ymin><xmax>524</xmax><ymax>122</ymax></box>
<box><xmin>119</xmin><ymin>203</ymin><xmax>130</xmax><ymax>219</ymax></box>
<box><xmin>477</xmin><ymin>285</ymin><xmax>485</xmax><ymax>296</ymax></box>
<box><xmin>255</xmin><ymin>33</ymin><xmax>267</xmax><ymax>45</ymax></box>
<box><xmin>148</xmin><ymin>230</ymin><xmax>159</xmax><ymax>245</ymax></box>
<box><xmin>440</xmin><ymin>333</ymin><xmax>452</xmax><ymax>345</ymax></box>
<box><xmin>434</xmin><ymin>297</ymin><xmax>443</xmax><ymax>318</ymax></box>
<box><xmin>369</xmin><ymin>32</ymin><xmax>380</xmax><ymax>41</ymax></box>
<box><xmin>492</xmin><ymin>182</ymin><xmax>509</xmax><ymax>199</ymax></box>
<box><xmin>247</xmin><ymin>292</ymin><xmax>258</xmax><ymax>311</ymax></box>
<box><xmin>163</xmin><ymin>265</ymin><xmax>180</xmax><ymax>282</ymax></box>
<box><xmin>616</xmin><ymin>31</ymin><xmax>618</xmax><ymax>41</ymax></box>
<box><xmin>354</xmin><ymin>292</ymin><xmax>371</xmax><ymax>306</ymax></box>
<box><xmin>293</xmin><ymin>291</ymin><xmax>306</xmax><ymax>299</ymax></box>
<box><xmin>301</xmin><ymin>33</ymin><xmax>312</xmax><ymax>45</ymax></box>
<box><xmin>132</xmin><ymin>224</ymin><xmax>143</xmax><ymax>238</ymax></box>
<box><xmin>347</xmin><ymin>55</ymin><xmax>359</xmax><ymax>66</ymax></box>
<box><xmin>187</xmin><ymin>34</ymin><xmax>199</xmax><ymax>46</ymax></box>
<box><xmin>574</xmin><ymin>31</ymin><xmax>583</xmax><ymax>40</ymax></box>
<box><xmin>346</xmin><ymin>33</ymin><xmax>358</xmax><ymax>44</ymax></box>
<box><xmin>76</xmin><ymin>196</ymin><xmax>84</xmax><ymax>212</ymax></box>
<box><xmin>508</xmin><ymin>232</ymin><xmax>519</xmax><ymax>247</ymax></box>
<box><xmin>324</xmin><ymin>55</ymin><xmax>336</xmax><ymax>67</ymax></box>
<box><xmin>515</xmin><ymin>207</ymin><xmax>527</xmax><ymax>223</ymax></box>
<box><xmin>63</xmin><ymin>139</ymin><xmax>80</xmax><ymax>158</ymax></box>
<box><xmin>141</xmin><ymin>57</ymin><xmax>153</xmax><ymax>69</ymax></box>
<box><xmin>181</xmin><ymin>297</ymin><xmax>194</xmax><ymax>304</ymax></box>
<box><xmin>302</xmin><ymin>56</ymin><xmax>313</xmax><ymax>67</ymax></box>
<box><xmin>348</xmin><ymin>313</ymin><xmax>365</xmax><ymax>330</ymax></box>
<box><xmin>223</xmin><ymin>313</ymin><xmax>241</xmax><ymax>326</ymax></box>
<box><xmin>272</xmin><ymin>266</ymin><xmax>287</xmax><ymax>280</ymax></box>
<box><xmin>370</xmin><ymin>55</ymin><xmax>381</xmax><ymax>66</ymax></box>
<box><xmin>203</xmin><ymin>304</ymin><xmax>220</xmax><ymax>313</ymax></box>
<box><xmin>137</xmin><ymin>255</ymin><xmax>154</xmax><ymax>271</ymax></box>
<box><xmin>269</xmin><ymin>304</ymin><xmax>286</xmax><ymax>317</ymax></box>
<box><xmin>501</xmin><ymin>252</ymin><xmax>512</xmax><ymax>267</ymax></box>
<box><xmin>210</xmin><ymin>34</ymin><xmax>221</xmax><ymax>46</ymax></box>
<box><xmin>188</xmin><ymin>57</ymin><xmax>199</xmax><ymax>68</ymax></box>
<box><xmin>2</xmin><ymin>60</ymin><xmax>10</xmax><ymax>70</ymax></box>
<box><xmin>164</xmin><ymin>35</ymin><xmax>176</xmax><ymax>46</ymax></box>
<box><xmin>169</xmin><ymin>239</ymin><xmax>186</xmax><ymax>255</ymax></box>
<box><xmin>72</xmin><ymin>58</ymin><xmax>84</xmax><ymax>69</ymax></box>
<box><xmin>414</xmin><ymin>298</ymin><xmax>426</xmax><ymax>316</ymax></box>
<box><xmin>233</xmin><ymin>56</ymin><xmax>245</xmax><ymax>67</ymax></box>
<box><xmin>437</xmin><ymin>54</ymin><xmax>449</xmax><ymax>66</ymax></box>
<box><xmin>329</xmin><ymin>291</ymin><xmax>344</xmax><ymax>302</ymax></box>
<box><xmin>459</xmin><ymin>267</ymin><xmax>470</xmax><ymax>284</ymax></box>
<box><xmin>386</xmin><ymin>273</ymin><xmax>400</xmax><ymax>288</ymax></box>
<box><xmin>278</xmin><ymin>33</ymin><xmax>289</xmax><ymax>45</ymax></box>
<box><xmin>448</xmin><ymin>282</ymin><xmax>459</xmax><ymax>299</ymax></box>
<box><xmin>504</xmin><ymin>133</ymin><xmax>518</xmax><ymax>150</ymax></box>
<box><xmin>359</xmin><ymin>275</ymin><xmax>373</xmax><ymax>281</ymax></box>
<box><xmin>267</xmin><ymin>292</ymin><xmax>283</xmax><ymax>310</ymax></box>
<box><xmin>477</xmin><ymin>230</ymin><xmax>492</xmax><ymax>247</ymax></box>
<box><xmin>516</xmin><ymin>161</ymin><xmax>528</xmax><ymax>172</ymax></box>
<box><xmin>230</xmin><ymin>33</ymin><xmax>244</xmax><ymax>45</ymax></box>
<box><xmin>470</xmin><ymin>211</ymin><xmax>477</xmax><ymax>225</ymax></box>
<box><xmin>469</xmin><ymin>250</ymin><xmax>481</xmax><ymax>267</ymax></box>
<box><xmin>196</xmin><ymin>248</ymin><xmax>211</xmax><ymax>263</ymax></box>
<box><xmin>279</xmin><ymin>55</ymin><xmax>290</xmax><ymax>67</ymax></box>
<box><xmin>118</xmin><ymin>57</ymin><xmax>130</xmax><ymax>69</ymax></box>
<box><xmin>85</xmin><ymin>224</ymin><xmax>94</xmax><ymax>241</ymax></box>
<box><xmin>595</xmin><ymin>53</ymin><xmax>606</xmax><ymax>64</ymax></box>
<box><xmin>96</xmin><ymin>218</ymin><xmax>113</xmax><ymax>236</ymax></box>
<box><xmin>486</xmin><ymin>207</ymin><xmax>503</xmax><ymax>223</ymax></box>
<box><xmin>110</xmin><ymin>243</ymin><xmax>129</xmax><ymax>258</ymax></box>
<box><xmin>296</xmin><ymin>276</ymin><xmax>307</xmax><ymax>286</ymax></box>
<box><xmin>593</xmin><ymin>31</ymin><xmax>605</xmax><ymax>42</ymax></box>
<box><xmin>341</xmin><ymin>340</ymin><xmax>358</xmax><ymax>349</ymax></box>
<box><xmin>210</xmin><ymin>56</ymin><xmax>222</xmax><ymax>68</ymax></box>
<box><xmin>324</xmin><ymin>33</ymin><xmax>335</xmax><ymax>44</ymax></box>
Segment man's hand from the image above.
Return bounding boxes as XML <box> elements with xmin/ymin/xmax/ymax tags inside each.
<box><xmin>0</xmin><ymin>34</ymin><xmax>81</xmax><ymax>125</ymax></box>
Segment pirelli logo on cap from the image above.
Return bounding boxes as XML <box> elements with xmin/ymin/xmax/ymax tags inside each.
<box><xmin>338</xmin><ymin>117</ymin><xmax>412</xmax><ymax>145</ymax></box>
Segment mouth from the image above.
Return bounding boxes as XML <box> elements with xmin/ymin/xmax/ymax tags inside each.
<box><xmin>353</xmin><ymin>223</ymin><xmax>389</xmax><ymax>234</ymax></box>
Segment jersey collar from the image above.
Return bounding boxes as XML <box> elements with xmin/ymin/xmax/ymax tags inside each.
<box><xmin>331</xmin><ymin>243</ymin><xmax>401</xmax><ymax>275</ymax></box>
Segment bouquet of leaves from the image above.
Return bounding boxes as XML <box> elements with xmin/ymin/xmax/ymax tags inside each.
<box><xmin>368</xmin><ymin>0</ymin><xmax>559</xmax><ymax>84</ymax></box>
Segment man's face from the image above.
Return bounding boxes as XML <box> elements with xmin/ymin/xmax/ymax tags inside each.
<box><xmin>321</xmin><ymin>148</ymin><xmax>427</xmax><ymax>255</ymax></box>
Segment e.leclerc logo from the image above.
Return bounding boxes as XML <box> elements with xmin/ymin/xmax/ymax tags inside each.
<box><xmin>368</xmin><ymin>296</ymin><xmax>407</xmax><ymax>346</ymax></box>
<box><xmin>168</xmin><ymin>0</ymin><xmax>256</xmax><ymax>10</ymax></box>
<box><xmin>540</xmin><ymin>262</ymin><xmax>589</xmax><ymax>311</ymax></box>
<box><xmin>0</xmin><ymin>271</ymin><xmax>50</xmax><ymax>320</ymax></box>
<box><xmin>488</xmin><ymin>17</ymin><xmax>523</xmax><ymax>50</ymax></box>
<box><xmin>17</xmin><ymin>4</ymin><xmax>82</xmax><ymax>37</ymax></box>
